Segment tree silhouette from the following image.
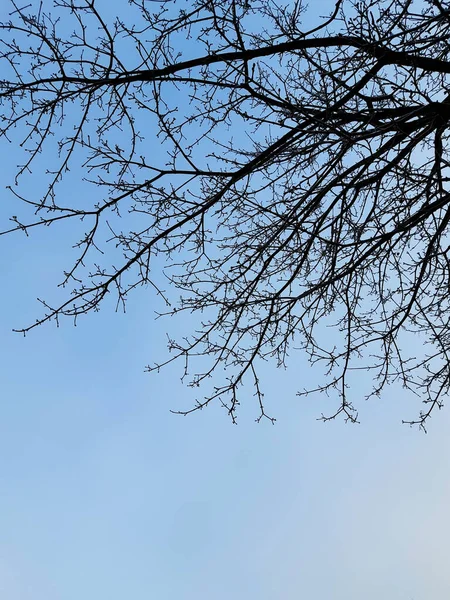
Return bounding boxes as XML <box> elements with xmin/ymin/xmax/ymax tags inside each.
<box><xmin>2</xmin><ymin>0</ymin><xmax>450</xmax><ymax>427</ymax></box>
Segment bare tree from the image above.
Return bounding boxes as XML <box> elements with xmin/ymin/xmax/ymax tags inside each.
<box><xmin>1</xmin><ymin>0</ymin><xmax>450</xmax><ymax>427</ymax></box>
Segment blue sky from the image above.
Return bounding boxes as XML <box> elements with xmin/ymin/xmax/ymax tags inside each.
<box><xmin>1</xmin><ymin>281</ymin><xmax>450</xmax><ymax>600</ymax></box>
<box><xmin>1</xmin><ymin>1</ymin><xmax>450</xmax><ymax>599</ymax></box>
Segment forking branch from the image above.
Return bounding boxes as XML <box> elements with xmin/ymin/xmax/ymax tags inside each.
<box><xmin>2</xmin><ymin>0</ymin><xmax>450</xmax><ymax>428</ymax></box>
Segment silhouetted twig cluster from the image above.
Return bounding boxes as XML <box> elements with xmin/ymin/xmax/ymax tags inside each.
<box><xmin>2</xmin><ymin>0</ymin><xmax>450</xmax><ymax>428</ymax></box>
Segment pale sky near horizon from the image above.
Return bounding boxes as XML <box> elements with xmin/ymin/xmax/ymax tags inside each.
<box><xmin>1</xmin><ymin>1</ymin><xmax>450</xmax><ymax>599</ymax></box>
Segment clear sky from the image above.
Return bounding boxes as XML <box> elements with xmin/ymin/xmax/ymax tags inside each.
<box><xmin>1</xmin><ymin>1</ymin><xmax>450</xmax><ymax>599</ymax></box>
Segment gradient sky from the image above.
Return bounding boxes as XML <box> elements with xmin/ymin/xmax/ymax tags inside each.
<box><xmin>1</xmin><ymin>1</ymin><xmax>449</xmax><ymax>599</ymax></box>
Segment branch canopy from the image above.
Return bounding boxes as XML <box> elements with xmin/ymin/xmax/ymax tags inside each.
<box><xmin>1</xmin><ymin>0</ymin><xmax>450</xmax><ymax>428</ymax></box>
